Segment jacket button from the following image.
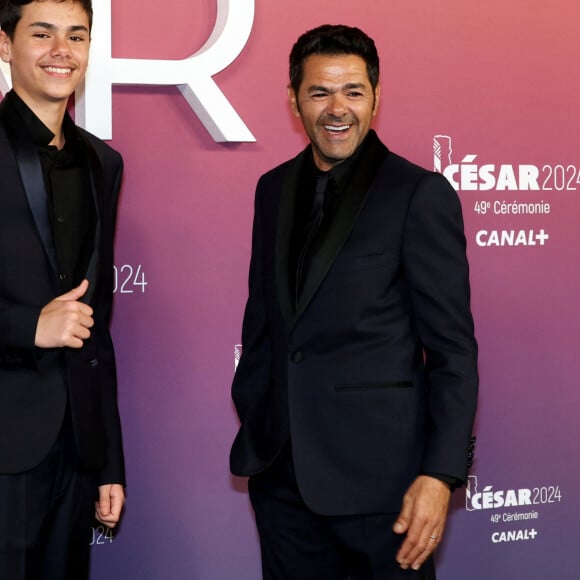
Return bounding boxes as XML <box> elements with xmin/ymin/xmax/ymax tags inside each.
<box><xmin>90</xmin><ymin>358</ymin><xmax>99</xmax><ymax>367</ymax></box>
<box><xmin>291</xmin><ymin>351</ymin><xmax>303</xmax><ymax>364</ymax></box>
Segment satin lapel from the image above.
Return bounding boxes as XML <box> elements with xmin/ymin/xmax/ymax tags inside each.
<box><xmin>295</xmin><ymin>135</ymin><xmax>388</xmax><ymax>321</ymax></box>
<box><xmin>275</xmin><ymin>150</ymin><xmax>308</xmax><ymax>329</ymax></box>
<box><xmin>2</xmin><ymin>109</ymin><xmax>59</xmax><ymax>275</ymax></box>
<box><xmin>78</xmin><ymin>132</ymin><xmax>103</xmax><ymax>306</ymax></box>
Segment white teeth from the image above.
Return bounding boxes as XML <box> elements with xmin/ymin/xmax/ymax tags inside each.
<box><xmin>324</xmin><ymin>125</ymin><xmax>350</xmax><ymax>132</ymax></box>
<box><xmin>45</xmin><ymin>66</ymin><xmax>72</xmax><ymax>74</ymax></box>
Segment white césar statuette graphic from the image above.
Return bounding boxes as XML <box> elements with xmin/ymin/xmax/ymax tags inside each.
<box><xmin>0</xmin><ymin>0</ymin><xmax>256</xmax><ymax>142</ymax></box>
<box><xmin>433</xmin><ymin>134</ymin><xmax>453</xmax><ymax>174</ymax></box>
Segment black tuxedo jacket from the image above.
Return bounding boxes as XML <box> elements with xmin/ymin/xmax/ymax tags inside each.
<box><xmin>231</xmin><ymin>132</ymin><xmax>478</xmax><ymax>515</ymax></box>
<box><xmin>0</xmin><ymin>94</ymin><xmax>125</xmax><ymax>484</ymax></box>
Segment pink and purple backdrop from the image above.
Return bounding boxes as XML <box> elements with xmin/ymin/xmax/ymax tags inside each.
<box><xmin>6</xmin><ymin>0</ymin><xmax>580</xmax><ymax>577</ymax></box>
<box><xmin>95</xmin><ymin>1</ymin><xmax>580</xmax><ymax>578</ymax></box>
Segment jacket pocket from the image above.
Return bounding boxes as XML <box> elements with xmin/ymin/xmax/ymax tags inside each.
<box><xmin>331</xmin><ymin>252</ymin><xmax>387</xmax><ymax>273</ymax></box>
<box><xmin>335</xmin><ymin>381</ymin><xmax>412</xmax><ymax>392</ymax></box>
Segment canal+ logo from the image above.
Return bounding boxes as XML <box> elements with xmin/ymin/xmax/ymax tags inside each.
<box><xmin>433</xmin><ymin>135</ymin><xmax>550</xmax><ymax>248</ymax></box>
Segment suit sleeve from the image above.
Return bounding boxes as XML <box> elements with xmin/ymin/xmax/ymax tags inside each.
<box><xmin>402</xmin><ymin>171</ymin><xmax>478</xmax><ymax>484</ymax></box>
<box><xmin>0</xmin><ymin>300</ymin><xmax>42</xmax><ymax>367</ymax></box>
<box><xmin>231</xmin><ymin>178</ymin><xmax>271</xmax><ymax>423</ymax></box>
<box><xmin>94</xmin><ymin>152</ymin><xmax>126</xmax><ymax>486</ymax></box>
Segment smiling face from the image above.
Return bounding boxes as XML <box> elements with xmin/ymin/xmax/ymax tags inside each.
<box><xmin>0</xmin><ymin>0</ymin><xmax>90</xmax><ymax>113</ymax></box>
<box><xmin>288</xmin><ymin>53</ymin><xmax>380</xmax><ymax>172</ymax></box>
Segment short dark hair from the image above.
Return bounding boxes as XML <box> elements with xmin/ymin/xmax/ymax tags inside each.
<box><xmin>289</xmin><ymin>24</ymin><xmax>380</xmax><ymax>93</ymax></box>
<box><xmin>0</xmin><ymin>0</ymin><xmax>93</xmax><ymax>39</ymax></box>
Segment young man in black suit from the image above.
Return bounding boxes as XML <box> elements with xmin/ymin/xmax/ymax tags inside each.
<box><xmin>230</xmin><ymin>25</ymin><xmax>478</xmax><ymax>579</ymax></box>
<box><xmin>0</xmin><ymin>1</ymin><xmax>125</xmax><ymax>578</ymax></box>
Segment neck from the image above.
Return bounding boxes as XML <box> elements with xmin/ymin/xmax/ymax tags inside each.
<box><xmin>38</xmin><ymin>103</ymin><xmax>67</xmax><ymax>150</ymax></box>
<box><xmin>14</xmin><ymin>90</ymin><xmax>68</xmax><ymax>149</ymax></box>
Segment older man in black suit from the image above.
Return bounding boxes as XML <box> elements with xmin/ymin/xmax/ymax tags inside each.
<box><xmin>230</xmin><ymin>24</ymin><xmax>478</xmax><ymax>579</ymax></box>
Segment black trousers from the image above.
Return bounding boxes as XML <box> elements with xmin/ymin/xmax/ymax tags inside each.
<box><xmin>0</xmin><ymin>414</ymin><xmax>98</xmax><ymax>580</ymax></box>
<box><xmin>249</xmin><ymin>444</ymin><xmax>435</xmax><ymax>580</ymax></box>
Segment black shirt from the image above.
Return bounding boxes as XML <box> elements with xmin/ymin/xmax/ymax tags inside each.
<box><xmin>290</xmin><ymin>134</ymin><xmax>368</xmax><ymax>305</ymax></box>
<box><xmin>11</xmin><ymin>91</ymin><xmax>96</xmax><ymax>292</ymax></box>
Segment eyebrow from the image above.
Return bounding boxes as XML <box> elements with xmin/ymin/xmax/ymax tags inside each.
<box><xmin>306</xmin><ymin>83</ymin><xmax>367</xmax><ymax>93</ymax></box>
<box><xmin>28</xmin><ymin>21</ymin><xmax>89</xmax><ymax>33</ymax></box>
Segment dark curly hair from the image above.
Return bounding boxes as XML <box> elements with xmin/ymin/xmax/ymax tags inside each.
<box><xmin>289</xmin><ymin>24</ymin><xmax>379</xmax><ymax>93</ymax></box>
<box><xmin>0</xmin><ymin>0</ymin><xmax>93</xmax><ymax>39</ymax></box>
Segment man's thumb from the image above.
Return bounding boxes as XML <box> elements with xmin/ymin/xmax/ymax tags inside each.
<box><xmin>57</xmin><ymin>279</ymin><xmax>89</xmax><ymax>302</ymax></box>
<box><xmin>393</xmin><ymin>514</ymin><xmax>409</xmax><ymax>535</ymax></box>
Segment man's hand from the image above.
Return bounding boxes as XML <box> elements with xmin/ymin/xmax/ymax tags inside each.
<box><xmin>393</xmin><ymin>475</ymin><xmax>451</xmax><ymax>571</ymax></box>
<box><xmin>35</xmin><ymin>280</ymin><xmax>93</xmax><ymax>348</ymax></box>
<box><xmin>95</xmin><ymin>484</ymin><xmax>125</xmax><ymax>528</ymax></box>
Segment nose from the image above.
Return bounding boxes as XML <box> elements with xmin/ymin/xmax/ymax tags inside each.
<box><xmin>326</xmin><ymin>93</ymin><xmax>348</xmax><ymax>117</ymax></box>
<box><xmin>50</xmin><ymin>36</ymin><xmax>72</xmax><ymax>58</ymax></box>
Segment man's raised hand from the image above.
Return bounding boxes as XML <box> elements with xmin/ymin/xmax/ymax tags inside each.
<box><xmin>35</xmin><ymin>280</ymin><xmax>94</xmax><ymax>349</ymax></box>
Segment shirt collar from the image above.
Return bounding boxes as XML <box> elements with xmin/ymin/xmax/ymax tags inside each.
<box><xmin>8</xmin><ymin>90</ymin><xmax>79</xmax><ymax>151</ymax></box>
<box><xmin>307</xmin><ymin>129</ymin><xmax>377</xmax><ymax>189</ymax></box>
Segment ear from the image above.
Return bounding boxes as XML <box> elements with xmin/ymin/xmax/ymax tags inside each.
<box><xmin>0</xmin><ymin>31</ymin><xmax>12</xmax><ymax>64</ymax></box>
<box><xmin>287</xmin><ymin>84</ymin><xmax>300</xmax><ymax>117</ymax></box>
<box><xmin>372</xmin><ymin>83</ymin><xmax>381</xmax><ymax>117</ymax></box>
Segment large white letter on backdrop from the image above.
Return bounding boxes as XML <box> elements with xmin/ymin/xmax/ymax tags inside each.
<box><xmin>0</xmin><ymin>0</ymin><xmax>255</xmax><ymax>142</ymax></box>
